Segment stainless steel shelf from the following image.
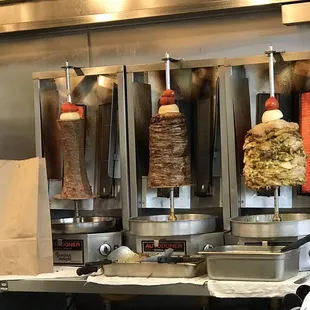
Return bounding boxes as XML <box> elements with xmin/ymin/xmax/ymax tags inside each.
<box><xmin>0</xmin><ymin>278</ymin><xmax>208</xmax><ymax>296</ymax></box>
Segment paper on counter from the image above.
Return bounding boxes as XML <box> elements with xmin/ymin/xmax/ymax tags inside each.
<box><xmin>87</xmin><ymin>274</ymin><xmax>208</xmax><ymax>286</ymax></box>
<box><xmin>0</xmin><ymin>266</ymin><xmax>79</xmax><ymax>281</ymax></box>
<box><xmin>208</xmin><ymin>272</ymin><xmax>310</xmax><ymax>298</ymax></box>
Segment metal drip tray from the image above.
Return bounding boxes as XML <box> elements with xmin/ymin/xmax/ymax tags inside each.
<box><xmin>200</xmin><ymin>246</ymin><xmax>299</xmax><ymax>281</ymax></box>
<box><xmin>231</xmin><ymin>214</ymin><xmax>310</xmax><ymax>238</ymax></box>
<box><xmin>129</xmin><ymin>214</ymin><xmax>217</xmax><ymax>237</ymax></box>
<box><xmin>52</xmin><ymin>216</ymin><xmax>118</xmax><ymax>234</ymax></box>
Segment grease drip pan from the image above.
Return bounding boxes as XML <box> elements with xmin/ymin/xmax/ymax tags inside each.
<box><xmin>52</xmin><ymin>216</ymin><xmax>118</xmax><ymax>234</ymax></box>
<box><xmin>129</xmin><ymin>214</ymin><xmax>217</xmax><ymax>236</ymax></box>
<box><xmin>230</xmin><ymin>214</ymin><xmax>310</xmax><ymax>238</ymax></box>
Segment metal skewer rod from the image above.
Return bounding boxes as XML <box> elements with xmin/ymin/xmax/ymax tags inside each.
<box><xmin>163</xmin><ymin>52</ymin><xmax>177</xmax><ymax>221</ymax></box>
<box><xmin>165</xmin><ymin>52</ymin><xmax>171</xmax><ymax>90</ymax></box>
<box><xmin>74</xmin><ymin>200</ymin><xmax>80</xmax><ymax>218</ymax></box>
<box><xmin>273</xmin><ymin>187</ymin><xmax>281</xmax><ymax>222</ymax></box>
<box><xmin>268</xmin><ymin>45</ymin><xmax>275</xmax><ymax>98</ymax></box>
<box><xmin>266</xmin><ymin>45</ymin><xmax>281</xmax><ymax>221</ymax></box>
<box><xmin>62</xmin><ymin>61</ymin><xmax>72</xmax><ymax>103</ymax></box>
<box><xmin>169</xmin><ymin>188</ymin><xmax>176</xmax><ymax>221</ymax></box>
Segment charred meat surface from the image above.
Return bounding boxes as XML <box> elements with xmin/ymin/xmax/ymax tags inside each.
<box><xmin>148</xmin><ymin>89</ymin><xmax>191</xmax><ymax>188</ymax></box>
<box><xmin>243</xmin><ymin>119</ymin><xmax>306</xmax><ymax>189</ymax></box>
<box><xmin>58</xmin><ymin>119</ymin><xmax>93</xmax><ymax>199</ymax></box>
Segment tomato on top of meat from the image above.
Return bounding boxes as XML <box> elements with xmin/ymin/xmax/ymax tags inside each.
<box><xmin>160</xmin><ymin>89</ymin><xmax>175</xmax><ymax>105</ymax></box>
<box><xmin>61</xmin><ymin>102</ymin><xmax>79</xmax><ymax>113</ymax></box>
<box><xmin>265</xmin><ymin>96</ymin><xmax>279</xmax><ymax>111</ymax></box>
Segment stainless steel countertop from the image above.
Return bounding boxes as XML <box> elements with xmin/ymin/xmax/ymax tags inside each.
<box><xmin>0</xmin><ymin>278</ymin><xmax>208</xmax><ymax>296</ymax></box>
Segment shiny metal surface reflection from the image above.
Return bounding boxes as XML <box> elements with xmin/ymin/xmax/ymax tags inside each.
<box><xmin>129</xmin><ymin>214</ymin><xmax>217</xmax><ymax>236</ymax></box>
<box><xmin>0</xmin><ymin>0</ymin><xmax>302</xmax><ymax>34</ymax></box>
<box><xmin>231</xmin><ymin>214</ymin><xmax>310</xmax><ymax>238</ymax></box>
<box><xmin>51</xmin><ymin>216</ymin><xmax>118</xmax><ymax>234</ymax></box>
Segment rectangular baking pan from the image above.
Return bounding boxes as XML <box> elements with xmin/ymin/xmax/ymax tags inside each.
<box><xmin>104</xmin><ymin>257</ymin><xmax>206</xmax><ymax>278</ymax></box>
<box><xmin>199</xmin><ymin>246</ymin><xmax>299</xmax><ymax>281</ymax></box>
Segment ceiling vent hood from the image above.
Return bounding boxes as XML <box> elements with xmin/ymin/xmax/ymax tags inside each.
<box><xmin>0</xmin><ymin>0</ymin><xmax>305</xmax><ymax>34</ymax></box>
<box><xmin>282</xmin><ymin>2</ymin><xmax>310</xmax><ymax>25</ymax></box>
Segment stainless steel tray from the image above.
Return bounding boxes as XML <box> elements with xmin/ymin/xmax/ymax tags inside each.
<box><xmin>52</xmin><ymin>216</ymin><xmax>118</xmax><ymax>234</ymax></box>
<box><xmin>230</xmin><ymin>214</ymin><xmax>310</xmax><ymax>238</ymax></box>
<box><xmin>104</xmin><ymin>257</ymin><xmax>206</xmax><ymax>278</ymax></box>
<box><xmin>199</xmin><ymin>246</ymin><xmax>299</xmax><ymax>281</ymax></box>
<box><xmin>129</xmin><ymin>214</ymin><xmax>217</xmax><ymax>236</ymax></box>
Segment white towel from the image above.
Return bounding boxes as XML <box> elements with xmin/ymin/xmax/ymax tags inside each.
<box><xmin>87</xmin><ymin>274</ymin><xmax>208</xmax><ymax>286</ymax></box>
<box><xmin>208</xmin><ymin>272</ymin><xmax>310</xmax><ymax>298</ymax></box>
<box><xmin>0</xmin><ymin>266</ymin><xmax>80</xmax><ymax>281</ymax></box>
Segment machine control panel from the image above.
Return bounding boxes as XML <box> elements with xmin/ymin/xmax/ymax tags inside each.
<box><xmin>202</xmin><ymin>244</ymin><xmax>214</xmax><ymax>251</ymax></box>
<box><xmin>99</xmin><ymin>243</ymin><xmax>112</xmax><ymax>256</ymax></box>
<box><xmin>53</xmin><ymin>232</ymin><xmax>122</xmax><ymax>266</ymax></box>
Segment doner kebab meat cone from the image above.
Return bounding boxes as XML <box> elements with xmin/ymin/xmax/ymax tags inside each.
<box><xmin>58</xmin><ymin>102</ymin><xmax>93</xmax><ymax>199</ymax></box>
<box><xmin>148</xmin><ymin>89</ymin><xmax>191</xmax><ymax>188</ymax></box>
<box><xmin>243</xmin><ymin>96</ymin><xmax>306</xmax><ymax>189</ymax></box>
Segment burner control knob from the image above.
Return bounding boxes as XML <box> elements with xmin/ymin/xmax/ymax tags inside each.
<box><xmin>202</xmin><ymin>244</ymin><xmax>214</xmax><ymax>251</ymax></box>
<box><xmin>99</xmin><ymin>243</ymin><xmax>112</xmax><ymax>256</ymax></box>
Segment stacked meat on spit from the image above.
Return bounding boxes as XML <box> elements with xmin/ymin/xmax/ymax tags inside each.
<box><xmin>148</xmin><ymin>89</ymin><xmax>191</xmax><ymax>188</ymax></box>
<box><xmin>58</xmin><ymin>102</ymin><xmax>93</xmax><ymax>199</ymax></box>
<box><xmin>243</xmin><ymin>97</ymin><xmax>306</xmax><ymax>190</ymax></box>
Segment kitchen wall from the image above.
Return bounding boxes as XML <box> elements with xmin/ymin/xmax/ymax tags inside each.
<box><xmin>0</xmin><ymin>9</ymin><xmax>310</xmax><ymax>159</ymax></box>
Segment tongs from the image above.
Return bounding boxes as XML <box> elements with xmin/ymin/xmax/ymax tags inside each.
<box><xmin>77</xmin><ymin>245</ymin><xmax>139</xmax><ymax>276</ymax></box>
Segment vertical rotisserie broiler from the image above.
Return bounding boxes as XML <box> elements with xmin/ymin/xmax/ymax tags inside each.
<box><xmin>49</xmin><ymin>63</ymin><xmax>122</xmax><ymax>266</ymax></box>
<box><xmin>230</xmin><ymin>46</ymin><xmax>310</xmax><ymax>273</ymax></box>
<box><xmin>242</xmin><ymin>46</ymin><xmax>306</xmax><ymax>222</ymax></box>
<box><xmin>128</xmin><ymin>54</ymin><xmax>221</xmax><ymax>255</ymax></box>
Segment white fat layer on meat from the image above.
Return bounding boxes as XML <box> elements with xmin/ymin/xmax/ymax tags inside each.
<box><xmin>158</xmin><ymin>104</ymin><xmax>180</xmax><ymax>114</ymax></box>
<box><xmin>262</xmin><ymin>109</ymin><xmax>283</xmax><ymax>123</ymax></box>
<box><xmin>60</xmin><ymin>112</ymin><xmax>80</xmax><ymax>120</ymax></box>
